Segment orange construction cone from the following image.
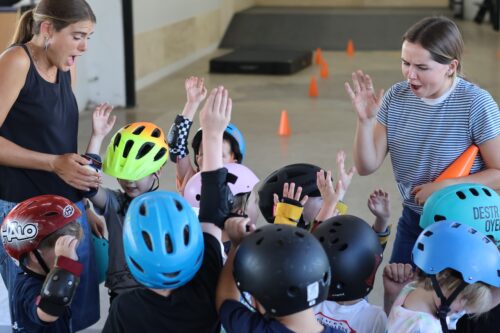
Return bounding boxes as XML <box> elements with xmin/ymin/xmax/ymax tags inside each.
<box><xmin>434</xmin><ymin>145</ymin><xmax>479</xmax><ymax>182</ymax></box>
<box><xmin>278</xmin><ymin>110</ymin><xmax>291</xmax><ymax>136</ymax></box>
<box><xmin>320</xmin><ymin>61</ymin><xmax>329</xmax><ymax>79</ymax></box>
<box><xmin>346</xmin><ymin>39</ymin><xmax>355</xmax><ymax>57</ymax></box>
<box><xmin>315</xmin><ymin>48</ymin><xmax>323</xmax><ymax>65</ymax></box>
<box><xmin>309</xmin><ymin>77</ymin><xmax>319</xmax><ymax>97</ymax></box>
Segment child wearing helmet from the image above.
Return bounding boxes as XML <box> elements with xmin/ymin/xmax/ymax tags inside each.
<box><xmin>103</xmin><ymin>86</ymin><xmax>232</xmax><ymax>333</ymax></box>
<box><xmin>167</xmin><ymin>76</ymin><xmax>246</xmax><ymax>195</ymax></box>
<box><xmin>312</xmin><ymin>213</ymin><xmax>389</xmax><ymax>333</ymax></box>
<box><xmin>217</xmin><ymin>217</ymin><xmax>334</xmax><ymax>333</ymax></box>
<box><xmin>386</xmin><ymin>221</ymin><xmax>500</xmax><ymax>333</ymax></box>
<box><xmin>83</xmin><ymin>106</ymin><xmax>169</xmax><ymax>303</ymax></box>
<box><xmin>1</xmin><ymin>195</ymin><xmax>84</xmax><ymax>332</ymax></box>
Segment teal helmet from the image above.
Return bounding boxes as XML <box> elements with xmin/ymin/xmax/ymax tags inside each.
<box><xmin>420</xmin><ymin>183</ymin><xmax>500</xmax><ymax>244</ymax></box>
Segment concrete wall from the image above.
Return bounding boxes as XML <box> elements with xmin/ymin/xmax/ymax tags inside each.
<box><xmin>134</xmin><ymin>0</ymin><xmax>255</xmax><ymax>90</ymax></box>
<box><xmin>255</xmin><ymin>0</ymin><xmax>449</xmax><ymax>7</ymax></box>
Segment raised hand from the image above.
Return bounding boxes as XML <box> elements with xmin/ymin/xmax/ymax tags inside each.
<box><xmin>185</xmin><ymin>76</ymin><xmax>207</xmax><ymax>105</ymax></box>
<box><xmin>345</xmin><ymin>70</ymin><xmax>384</xmax><ymax>123</ymax></box>
<box><xmin>336</xmin><ymin>150</ymin><xmax>356</xmax><ymax>201</ymax></box>
<box><xmin>368</xmin><ymin>189</ymin><xmax>391</xmax><ymax>220</ymax></box>
<box><xmin>224</xmin><ymin>216</ymin><xmax>255</xmax><ymax>246</ymax></box>
<box><xmin>199</xmin><ymin>86</ymin><xmax>232</xmax><ymax>136</ymax></box>
<box><xmin>92</xmin><ymin>103</ymin><xmax>115</xmax><ymax>138</ymax></box>
<box><xmin>273</xmin><ymin>182</ymin><xmax>309</xmax><ymax>206</ymax></box>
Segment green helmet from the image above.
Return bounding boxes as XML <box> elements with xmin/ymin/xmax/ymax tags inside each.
<box><xmin>420</xmin><ymin>183</ymin><xmax>500</xmax><ymax>245</ymax></box>
<box><xmin>103</xmin><ymin>122</ymin><xmax>168</xmax><ymax>181</ymax></box>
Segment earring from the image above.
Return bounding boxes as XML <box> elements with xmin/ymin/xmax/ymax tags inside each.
<box><xmin>43</xmin><ymin>37</ymin><xmax>50</xmax><ymax>51</ymax></box>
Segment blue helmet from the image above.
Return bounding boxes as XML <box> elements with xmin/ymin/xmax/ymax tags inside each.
<box><xmin>123</xmin><ymin>191</ymin><xmax>204</xmax><ymax>289</ymax></box>
<box><xmin>413</xmin><ymin>220</ymin><xmax>500</xmax><ymax>287</ymax></box>
<box><xmin>191</xmin><ymin>123</ymin><xmax>246</xmax><ymax>164</ymax></box>
<box><xmin>420</xmin><ymin>183</ymin><xmax>500</xmax><ymax>245</ymax></box>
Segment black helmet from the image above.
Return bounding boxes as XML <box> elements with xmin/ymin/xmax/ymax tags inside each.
<box><xmin>233</xmin><ymin>224</ymin><xmax>330</xmax><ymax>317</ymax></box>
<box><xmin>258</xmin><ymin>163</ymin><xmax>322</xmax><ymax>223</ymax></box>
<box><xmin>313</xmin><ymin>215</ymin><xmax>383</xmax><ymax>301</ymax></box>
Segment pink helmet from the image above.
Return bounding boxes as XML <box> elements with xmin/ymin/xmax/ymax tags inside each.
<box><xmin>184</xmin><ymin>163</ymin><xmax>259</xmax><ymax>208</ymax></box>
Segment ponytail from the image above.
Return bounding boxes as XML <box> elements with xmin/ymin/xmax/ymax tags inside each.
<box><xmin>11</xmin><ymin>9</ymin><xmax>34</xmax><ymax>45</ymax></box>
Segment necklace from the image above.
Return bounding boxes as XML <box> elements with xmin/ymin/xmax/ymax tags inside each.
<box><xmin>26</xmin><ymin>42</ymin><xmax>57</xmax><ymax>82</ymax></box>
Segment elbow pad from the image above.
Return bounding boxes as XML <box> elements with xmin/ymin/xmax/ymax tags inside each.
<box><xmin>167</xmin><ymin>115</ymin><xmax>193</xmax><ymax>162</ymax></box>
<box><xmin>274</xmin><ymin>198</ymin><xmax>304</xmax><ymax>226</ymax></box>
<box><xmin>38</xmin><ymin>256</ymin><xmax>83</xmax><ymax>317</ymax></box>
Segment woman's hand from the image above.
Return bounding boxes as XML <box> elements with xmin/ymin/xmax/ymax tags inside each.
<box><xmin>345</xmin><ymin>70</ymin><xmax>384</xmax><ymax>123</ymax></box>
<box><xmin>51</xmin><ymin>153</ymin><xmax>101</xmax><ymax>191</ymax></box>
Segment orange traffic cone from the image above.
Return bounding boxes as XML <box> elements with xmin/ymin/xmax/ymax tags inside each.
<box><xmin>435</xmin><ymin>145</ymin><xmax>479</xmax><ymax>182</ymax></box>
<box><xmin>278</xmin><ymin>110</ymin><xmax>291</xmax><ymax>136</ymax></box>
<box><xmin>320</xmin><ymin>61</ymin><xmax>329</xmax><ymax>79</ymax></box>
<box><xmin>315</xmin><ymin>48</ymin><xmax>323</xmax><ymax>65</ymax></box>
<box><xmin>309</xmin><ymin>77</ymin><xmax>319</xmax><ymax>97</ymax></box>
<box><xmin>347</xmin><ymin>39</ymin><xmax>355</xmax><ymax>57</ymax></box>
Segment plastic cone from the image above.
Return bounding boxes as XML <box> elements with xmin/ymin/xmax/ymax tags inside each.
<box><xmin>320</xmin><ymin>61</ymin><xmax>329</xmax><ymax>79</ymax></box>
<box><xmin>347</xmin><ymin>39</ymin><xmax>355</xmax><ymax>57</ymax></box>
<box><xmin>278</xmin><ymin>110</ymin><xmax>291</xmax><ymax>136</ymax></box>
<box><xmin>309</xmin><ymin>77</ymin><xmax>319</xmax><ymax>97</ymax></box>
<box><xmin>435</xmin><ymin>145</ymin><xmax>479</xmax><ymax>182</ymax></box>
<box><xmin>315</xmin><ymin>48</ymin><xmax>323</xmax><ymax>65</ymax></box>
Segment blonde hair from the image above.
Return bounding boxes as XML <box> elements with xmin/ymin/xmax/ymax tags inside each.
<box><xmin>38</xmin><ymin>220</ymin><xmax>83</xmax><ymax>251</ymax></box>
<box><xmin>416</xmin><ymin>268</ymin><xmax>492</xmax><ymax>316</ymax></box>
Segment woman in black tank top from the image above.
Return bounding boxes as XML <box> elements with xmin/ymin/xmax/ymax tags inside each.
<box><xmin>0</xmin><ymin>1</ymin><xmax>101</xmax><ymax>331</ymax></box>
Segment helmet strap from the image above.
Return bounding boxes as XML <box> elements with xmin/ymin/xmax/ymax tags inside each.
<box><xmin>148</xmin><ymin>173</ymin><xmax>160</xmax><ymax>192</ymax></box>
<box><xmin>430</xmin><ymin>275</ymin><xmax>467</xmax><ymax>333</ymax></box>
<box><xmin>32</xmin><ymin>249</ymin><xmax>51</xmax><ymax>274</ymax></box>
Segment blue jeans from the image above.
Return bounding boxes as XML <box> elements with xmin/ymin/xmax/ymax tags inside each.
<box><xmin>389</xmin><ymin>206</ymin><xmax>423</xmax><ymax>265</ymax></box>
<box><xmin>0</xmin><ymin>198</ymin><xmax>100</xmax><ymax>331</ymax></box>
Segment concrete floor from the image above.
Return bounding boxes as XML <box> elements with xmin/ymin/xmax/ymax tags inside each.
<box><xmin>74</xmin><ymin>20</ymin><xmax>500</xmax><ymax>331</ymax></box>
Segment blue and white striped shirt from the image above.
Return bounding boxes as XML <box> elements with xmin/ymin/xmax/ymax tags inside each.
<box><xmin>377</xmin><ymin>77</ymin><xmax>500</xmax><ymax>214</ymax></box>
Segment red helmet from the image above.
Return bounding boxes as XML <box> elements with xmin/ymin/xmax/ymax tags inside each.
<box><xmin>1</xmin><ymin>195</ymin><xmax>81</xmax><ymax>261</ymax></box>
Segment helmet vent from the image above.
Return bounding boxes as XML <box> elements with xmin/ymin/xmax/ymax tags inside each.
<box><xmin>417</xmin><ymin>242</ymin><xmax>424</xmax><ymax>251</ymax></box>
<box><xmin>129</xmin><ymin>257</ymin><xmax>144</xmax><ymax>272</ymax></box>
<box><xmin>42</xmin><ymin>211</ymin><xmax>58</xmax><ymax>217</ymax></box>
<box><xmin>154</xmin><ymin>147</ymin><xmax>167</xmax><ymax>161</ymax></box>
<box><xmin>151</xmin><ymin>128</ymin><xmax>161</xmax><ymax>138</ymax></box>
<box><xmin>124</xmin><ymin>124</ymin><xmax>131</xmax><ymax>129</ymax></box>
<box><xmin>319</xmin><ymin>236</ymin><xmax>325</xmax><ymax>243</ymax></box>
<box><xmin>295</xmin><ymin>231</ymin><xmax>305</xmax><ymax>238</ymax></box>
<box><xmin>276</xmin><ymin>228</ymin><xmax>282</xmax><ymax>232</ymax></box>
<box><xmin>162</xmin><ymin>271</ymin><xmax>180</xmax><ymax>278</ymax></box>
<box><xmin>137</xmin><ymin>143</ymin><xmax>153</xmax><ymax>159</ymax></box>
<box><xmin>174</xmin><ymin>200</ymin><xmax>183</xmax><ymax>211</ymax></box>
<box><xmin>469</xmin><ymin>188</ymin><xmax>479</xmax><ymax>196</ymax></box>
<box><xmin>287</xmin><ymin>286</ymin><xmax>299</xmax><ymax>297</ymax></box>
<box><xmin>142</xmin><ymin>231</ymin><xmax>153</xmax><ymax>251</ymax></box>
<box><xmin>163</xmin><ymin>280</ymin><xmax>179</xmax><ymax>286</ymax></box>
<box><xmin>256</xmin><ymin>237</ymin><xmax>264</xmax><ymax>245</ymax></box>
<box><xmin>451</xmin><ymin>222</ymin><xmax>461</xmax><ymax>228</ymax></box>
<box><xmin>468</xmin><ymin>228</ymin><xmax>477</xmax><ymax>234</ymax></box>
<box><xmin>332</xmin><ymin>222</ymin><xmax>342</xmax><ymax>227</ymax></box>
<box><xmin>322</xmin><ymin>272</ymin><xmax>329</xmax><ymax>283</ymax></box>
<box><xmin>433</xmin><ymin>215</ymin><xmax>446</xmax><ymax>222</ymax></box>
<box><xmin>165</xmin><ymin>234</ymin><xmax>173</xmax><ymax>253</ymax></box>
<box><xmin>132</xmin><ymin>125</ymin><xmax>145</xmax><ymax>135</ymax></box>
<box><xmin>195</xmin><ymin>194</ymin><xmax>201</xmax><ymax>201</ymax></box>
<box><xmin>330</xmin><ymin>238</ymin><xmax>339</xmax><ymax>245</ymax></box>
<box><xmin>183</xmin><ymin>225</ymin><xmax>190</xmax><ymax>245</ymax></box>
<box><xmin>113</xmin><ymin>133</ymin><xmax>122</xmax><ymax>148</ymax></box>
<box><xmin>338</xmin><ymin>243</ymin><xmax>348</xmax><ymax>251</ymax></box>
<box><xmin>123</xmin><ymin>140</ymin><xmax>133</xmax><ymax>158</ymax></box>
<box><xmin>482</xmin><ymin>237</ymin><xmax>491</xmax><ymax>244</ymax></box>
<box><xmin>329</xmin><ymin>228</ymin><xmax>337</xmax><ymax>233</ymax></box>
<box><xmin>424</xmin><ymin>230</ymin><xmax>433</xmax><ymax>237</ymax></box>
<box><xmin>456</xmin><ymin>191</ymin><xmax>466</xmax><ymax>200</ymax></box>
<box><xmin>139</xmin><ymin>204</ymin><xmax>147</xmax><ymax>216</ymax></box>
<box><xmin>483</xmin><ymin>188</ymin><xmax>492</xmax><ymax>196</ymax></box>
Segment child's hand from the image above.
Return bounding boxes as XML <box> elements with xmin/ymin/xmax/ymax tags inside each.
<box><xmin>92</xmin><ymin>103</ymin><xmax>116</xmax><ymax>138</ymax></box>
<box><xmin>316</xmin><ymin>170</ymin><xmax>339</xmax><ymax>207</ymax></box>
<box><xmin>382</xmin><ymin>263</ymin><xmax>413</xmax><ymax>296</ymax></box>
<box><xmin>199</xmin><ymin>87</ymin><xmax>232</xmax><ymax>136</ymax></box>
<box><xmin>54</xmin><ymin>235</ymin><xmax>79</xmax><ymax>261</ymax></box>
<box><xmin>273</xmin><ymin>182</ymin><xmax>309</xmax><ymax>206</ymax></box>
<box><xmin>336</xmin><ymin>150</ymin><xmax>356</xmax><ymax>201</ymax></box>
<box><xmin>224</xmin><ymin>216</ymin><xmax>255</xmax><ymax>246</ymax></box>
<box><xmin>368</xmin><ymin>189</ymin><xmax>391</xmax><ymax>220</ymax></box>
<box><xmin>185</xmin><ymin>76</ymin><xmax>207</xmax><ymax>105</ymax></box>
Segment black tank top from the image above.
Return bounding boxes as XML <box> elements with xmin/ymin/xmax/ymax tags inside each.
<box><xmin>0</xmin><ymin>44</ymin><xmax>81</xmax><ymax>202</ymax></box>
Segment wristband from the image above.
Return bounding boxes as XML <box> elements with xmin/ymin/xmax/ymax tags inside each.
<box><xmin>274</xmin><ymin>201</ymin><xmax>304</xmax><ymax>226</ymax></box>
<box><xmin>167</xmin><ymin>115</ymin><xmax>193</xmax><ymax>162</ymax></box>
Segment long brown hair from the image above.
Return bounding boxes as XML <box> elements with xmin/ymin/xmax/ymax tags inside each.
<box><xmin>403</xmin><ymin>16</ymin><xmax>464</xmax><ymax>76</ymax></box>
<box><xmin>11</xmin><ymin>0</ymin><xmax>96</xmax><ymax>45</ymax></box>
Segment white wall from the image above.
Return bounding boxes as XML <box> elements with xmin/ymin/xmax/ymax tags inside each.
<box><xmin>75</xmin><ymin>0</ymin><xmax>126</xmax><ymax>109</ymax></box>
